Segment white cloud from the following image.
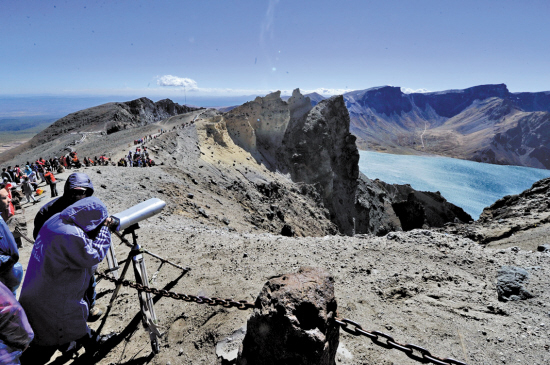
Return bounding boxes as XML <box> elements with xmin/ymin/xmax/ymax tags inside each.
<box><xmin>401</xmin><ymin>87</ymin><xmax>430</xmax><ymax>94</ymax></box>
<box><xmin>296</xmin><ymin>88</ymin><xmax>350</xmax><ymax>96</ymax></box>
<box><xmin>157</xmin><ymin>75</ymin><xmax>198</xmax><ymax>90</ymax></box>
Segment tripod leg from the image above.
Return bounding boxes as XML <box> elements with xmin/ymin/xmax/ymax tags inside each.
<box><xmin>97</xmin><ymin>249</ymin><xmax>134</xmax><ymax>336</ymax></box>
<box><xmin>106</xmin><ymin>245</ymin><xmax>120</xmax><ymax>279</ymax></box>
<box><xmin>133</xmin><ymin>252</ymin><xmax>161</xmax><ymax>354</ymax></box>
<box><xmin>108</xmin><ymin>251</ymin><xmax>133</xmax><ymax>306</ymax></box>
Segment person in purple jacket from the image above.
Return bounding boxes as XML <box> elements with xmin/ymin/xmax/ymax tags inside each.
<box><xmin>0</xmin><ymin>192</ymin><xmax>23</xmax><ymax>296</ymax></box>
<box><xmin>19</xmin><ymin>197</ymin><xmax>112</xmax><ymax>363</ymax></box>
<box><xmin>0</xmin><ymin>281</ymin><xmax>34</xmax><ymax>364</ymax></box>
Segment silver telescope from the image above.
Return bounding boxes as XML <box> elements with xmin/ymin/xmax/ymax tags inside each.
<box><xmin>111</xmin><ymin>198</ymin><xmax>166</xmax><ymax>232</ymax></box>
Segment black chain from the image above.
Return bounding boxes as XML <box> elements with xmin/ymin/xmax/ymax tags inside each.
<box><xmin>97</xmin><ymin>272</ymin><xmax>467</xmax><ymax>364</ymax></box>
<box><xmin>96</xmin><ymin>271</ymin><xmax>256</xmax><ymax>310</ymax></box>
<box><xmin>335</xmin><ymin>317</ymin><xmax>468</xmax><ymax>365</ymax></box>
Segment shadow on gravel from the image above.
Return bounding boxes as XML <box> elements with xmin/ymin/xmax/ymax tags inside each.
<box><xmin>68</xmin><ymin>270</ymin><xmax>189</xmax><ymax>364</ymax></box>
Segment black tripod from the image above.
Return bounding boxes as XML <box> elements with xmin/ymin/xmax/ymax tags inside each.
<box><xmin>103</xmin><ymin>223</ymin><xmax>161</xmax><ymax>354</ymax></box>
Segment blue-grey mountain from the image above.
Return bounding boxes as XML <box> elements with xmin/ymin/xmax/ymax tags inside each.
<box><xmin>343</xmin><ymin>84</ymin><xmax>550</xmax><ymax>169</ymax></box>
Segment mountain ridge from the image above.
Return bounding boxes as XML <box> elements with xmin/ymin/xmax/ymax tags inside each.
<box><xmin>345</xmin><ymin>83</ymin><xmax>550</xmax><ymax>169</ymax></box>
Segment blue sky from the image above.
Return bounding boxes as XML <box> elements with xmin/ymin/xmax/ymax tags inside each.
<box><xmin>1</xmin><ymin>0</ymin><xmax>549</xmax><ymax>100</ymax></box>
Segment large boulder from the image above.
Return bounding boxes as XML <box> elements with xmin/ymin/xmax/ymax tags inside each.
<box><xmin>237</xmin><ymin>267</ymin><xmax>339</xmax><ymax>365</ymax></box>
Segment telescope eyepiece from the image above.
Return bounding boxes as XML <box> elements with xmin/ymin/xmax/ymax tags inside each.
<box><xmin>108</xmin><ymin>216</ymin><xmax>120</xmax><ymax>232</ymax></box>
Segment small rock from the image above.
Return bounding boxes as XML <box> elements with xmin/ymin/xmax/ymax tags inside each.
<box><xmin>198</xmin><ymin>208</ymin><xmax>209</xmax><ymax>218</ymax></box>
<box><xmin>281</xmin><ymin>224</ymin><xmax>294</xmax><ymax>237</ymax></box>
<box><xmin>496</xmin><ymin>266</ymin><xmax>534</xmax><ymax>301</ymax></box>
<box><xmin>243</xmin><ymin>253</ymin><xmax>248</xmax><ymax>258</ymax></box>
<box><xmin>222</xmin><ymin>217</ymin><xmax>230</xmax><ymax>225</ymax></box>
<box><xmin>537</xmin><ymin>244</ymin><xmax>550</xmax><ymax>252</ymax></box>
<box><xmin>96</xmin><ymin>170</ymin><xmax>102</xmax><ymax>174</ymax></box>
<box><xmin>187</xmin><ymin>193</ymin><xmax>194</xmax><ymax>199</ymax></box>
<box><xmin>192</xmin><ymin>178</ymin><xmax>198</xmax><ymax>185</ymax></box>
<box><xmin>100</xmin><ymin>184</ymin><xmax>107</xmax><ymax>189</ymax></box>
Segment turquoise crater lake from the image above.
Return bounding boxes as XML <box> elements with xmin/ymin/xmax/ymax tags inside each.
<box><xmin>358</xmin><ymin>151</ymin><xmax>550</xmax><ymax>220</ymax></box>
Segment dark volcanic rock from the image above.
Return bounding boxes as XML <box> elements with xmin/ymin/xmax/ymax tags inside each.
<box><xmin>353</xmin><ymin>173</ymin><xmax>401</xmax><ymax>235</ymax></box>
<box><xmin>237</xmin><ymin>267</ymin><xmax>338</xmax><ymax>365</ymax></box>
<box><xmin>282</xmin><ymin>95</ymin><xmax>359</xmax><ymax>235</ymax></box>
<box><xmin>375</xmin><ymin>180</ymin><xmax>473</xmax><ymax>229</ymax></box>
<box><xmin>497</xmin><ymin>266</ymin><xmax>534</xmax><ymax>301</ymax></box>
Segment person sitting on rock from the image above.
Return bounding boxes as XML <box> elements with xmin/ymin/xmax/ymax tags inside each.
<box><xmin>1</xmin><ymin>169</ymin><xmax>12</xmax><ymax>183</ymax></box>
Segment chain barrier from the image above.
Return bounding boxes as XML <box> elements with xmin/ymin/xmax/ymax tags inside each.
<box><xmin>97</xmin><ymin>271</ymin><xmax>467</xmax><ymax>364</ymax></box>
<box><xmin>335</xmin><ymin>317</ymin><xmax>468</xmax><ymax>365</ymax></box>
<box><xmin>96</xmin><ymin>271</ymin><xmax>256</xmax><ymax>310</ymax></box>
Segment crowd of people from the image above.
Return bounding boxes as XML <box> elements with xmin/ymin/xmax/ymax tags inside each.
<box><xmin>0</xmin><ymin>126</ymin><xmax>184</xmax><ymax>363</ymax></box>
<box><xmin>0</xmin><ymin>172</ymin><xmax>113</xmax><ymax>363</ymax></box>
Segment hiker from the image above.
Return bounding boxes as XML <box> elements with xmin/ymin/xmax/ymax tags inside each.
<box><xmin>34</xmin><ymin>163</ymin><xmax>45</xmax><ymax>183</ymax></box>
<box><xmin>33</xmin><ymin>172</ymin><xmax>93</xmax><ymax>239</ymax></box>
<box><xmin>13</xmin><ymin>165</ymin><xmax>21</xmax><ymax>184</ymax></box>
<box><xmin>21</xmin><ymin>177</ymin><xmax>36</xmax><ymax>204</ymax></box>
<box><xmin>7</xmin><ymin>167</ymin><xmax>16</xmax><ymax>183</ymax></box>
<box><xmin>0</xmin><ymin>189</ymin><xmax>23</xmax><ymax>296</ymax></box>
<box><xmin>0</xmin><ymin>281</ymin><xmax>34</xmax><ymax>364</ymax></box>
<box><xmin>43</xmin><ymin>169</ymin><xmax>58</xmax><ymax>198</ymax></box>
<box><xmin>22</xmin><ymin>165</ymin><xmax>32</xmax><ymax>178</ymax></box>
<box><xmin>32</xmin><ymin>173</ymin><xmax>103</xmax><ymax>321</ymax></box>
<box><xmin>20</xmin><ymin>197</ymin><xmax>112</xmax><ymax>363</ymax></box>
<box><xmin>25</xmin><ymin>171</ymin><xmax>38</xmax><ymax>192</ymax></box>
<box><xmin>1</xmin><ymin>168</ymin><xmax>12</xmax><ymax>183</ymax></box>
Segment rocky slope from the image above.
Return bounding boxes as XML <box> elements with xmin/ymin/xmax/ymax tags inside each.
<box><xmin>0</xmin><ymin>97</ymin><xmax>198</xmax><ymax>164</ymax></box>
<box><xmin>439</xmin><ymin>177</ymin><xmax>550</xmax><ymax>251</ymax></box>
<box><xmin>345</xmin><ymin>84</ymin><xmax>550</xmax><ymax>169</ymax></box>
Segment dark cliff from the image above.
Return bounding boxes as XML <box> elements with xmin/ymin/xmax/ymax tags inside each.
<box><xmin>282</xmin><ymin>96</ymin><xmax>360</xmax><ymax>235</ymax></box>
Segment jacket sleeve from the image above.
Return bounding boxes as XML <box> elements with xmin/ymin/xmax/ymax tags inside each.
<box><xmin>63</xmin><ymin>226</ymin><xmax>111</xmax><ymax>269</ymax></box>
<box><xmin>0</xmin><ymin>256</ymin><xmax>14</xmax><ymax>275</ymax></box>
<box><xmin>0</xmin><ymin>283</ymin><xmax>34</xmax><ymax>351</ymax></box>
<box><xmin>0</xmin><ymin>220</ymin><xmax>18</xmax><ymax>271</ymax></box>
